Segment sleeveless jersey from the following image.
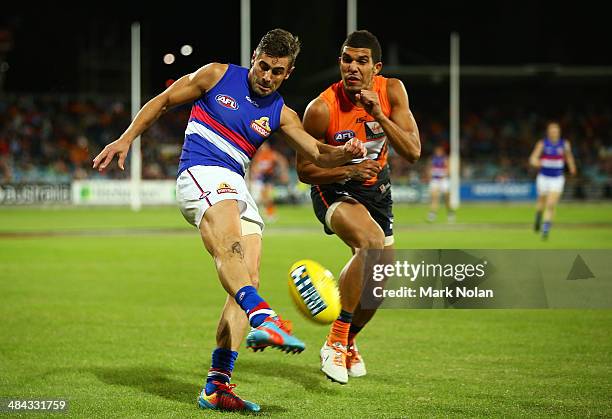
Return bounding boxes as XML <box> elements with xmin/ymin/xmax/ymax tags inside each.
<box><xmin>178</xmin><ymin>64</ymin><xmax>285</xmax><ymax>177</ymax></box>
<box><xmin>319</xmin><ymin>75</ymin><xmax>392</xmax><ymax>186</ymax></box>
<box><xmin>431</xmin><ymin>155</ymin><xmax>448</xmax><ymax>179</ymax></box>
<box><xmin>539</xmin><ymin>138</ymin><xmax>565</xmax><ymax>177</ymax></box>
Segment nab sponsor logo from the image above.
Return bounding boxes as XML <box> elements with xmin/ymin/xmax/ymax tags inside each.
<box><xmin>215</xmin><ymin>94</ymin><xmax>239</xmax><ymax>110</ymax></box>
<box><xmin>334</xmin><ymin>130</ymin><xmax>356</xmax><ymax>143</ymax></box>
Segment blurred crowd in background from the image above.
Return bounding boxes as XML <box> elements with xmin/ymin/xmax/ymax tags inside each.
<box><xmin>1</xmin><ymin>94</ymin><xmax>611</xmax><ymax>194</ymax></box>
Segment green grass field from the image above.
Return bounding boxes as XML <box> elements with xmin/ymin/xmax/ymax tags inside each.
<box><xmin>1</xmin><ymin>203</ymin><xmax>611</xmax><ymax>417</ymax></box>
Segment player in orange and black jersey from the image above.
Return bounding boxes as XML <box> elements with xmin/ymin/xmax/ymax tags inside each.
<box><xmin>296</xmin><ymin>30</ymin><xmax>421</xmax><ymax>384</ymax></box>
<box><xmin>250</xmin><ymin>142</ymin><xmax>289</xmax><ymax>221</ymax></box>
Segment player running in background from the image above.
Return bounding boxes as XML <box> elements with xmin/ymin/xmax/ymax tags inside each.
<box><xmin>297</xmin><ymin>30</ymin><xmax>420</xmax><ymax>384</ymax></box>
<box><xmin>93</xmin><ymin>29</ymin><xmax>365</xmax><ymax>411</ymax></box>
<box><xmin>427</xmin><ymin>145</ymin><xmax>455</xmax><ymax>223</ymax></box>
<box><xmin>529</xmin><ymin>121</ymin><xmax>577</xmax><ymax>239</ymax></box>
<box><xmin>250</xmin><ymin>142</ymin><xmax>289</xmax><ymax>221</ymax></box>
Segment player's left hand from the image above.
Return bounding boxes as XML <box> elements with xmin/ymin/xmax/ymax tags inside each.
<box><xmin>343</xmin><ymin>138</ymin><xmax>367</xmax><ymax>159</ymax></box>
<box><xmin>92</xmin><ymin>138</ymin><xmax>131</xmax><ymax>171</ymax></box>
<box><xmin>348</xmin><ymin>159</ymin><xmax>382</xmax><ymax>181</ymax></box>
<box><xmin>355</xmin><ymin>89</ymin><xmax>384</xmax><ymax>120</ymax></box>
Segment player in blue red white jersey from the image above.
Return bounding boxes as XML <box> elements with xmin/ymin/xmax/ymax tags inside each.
<box><xmin>427</xmin><ymin>145</ymin><xmax>455</xmax><ymax>223</ymax></box>
<box><xmin>528</xmin><ymin>121</ymin><xmax>576</xmax><ymax>240</ymax></box>
<box><xmin>92</xmin><ymin>29</ymin><xmax>365</xmax><ymax>412</ymax></box>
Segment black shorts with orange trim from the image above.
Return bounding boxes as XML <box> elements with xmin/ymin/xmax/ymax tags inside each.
<box><xmin>310</xmin><ymin>166</ymin><xmax>393</xmax><ymax>237</ymax></box>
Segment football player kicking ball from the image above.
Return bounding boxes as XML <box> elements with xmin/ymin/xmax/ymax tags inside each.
<box><xmin>297</xmin><ymin>30</ymin><xmax>420</xmax><ymax>384</ymax></box>
<box><xmin>93</xmin><ymin>29</ymin><xmax>365</xmax><ymax>411</ymax></box>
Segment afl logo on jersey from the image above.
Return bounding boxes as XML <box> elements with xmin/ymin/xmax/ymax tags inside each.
<box><xmin>215</xmin><ymin>94</ymin><xmax>239</xmax><ymax>110</ymax></box>
<box><xmin>334</xmin><ymin>130</ymin><xmax>355</xmax><ymax>143</ymax></box>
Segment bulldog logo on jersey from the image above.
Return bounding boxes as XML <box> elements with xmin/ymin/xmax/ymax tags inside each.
<box><xmin>333</xmin><ymin>130</ymin><xmax>356</xmax><ymax>143</ymax></box>
<box><xmin>250</xmin><ymin>116</ymin><xmax>272</xmax><ymax>138</ymax></box>
<box><xmin>217</xmin><ymin>182</ymin><xmax>237</xmax><ymax>194</ymax></box>
<box><xmin>215</xmin><ymin>94</ymin><xmax>239</xmax><ymax>110</ymax></box>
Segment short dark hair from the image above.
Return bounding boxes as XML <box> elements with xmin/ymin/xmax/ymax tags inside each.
<box><xmin>341</xmin><ymin>30</ymin><xmax>382</xmax><ymax>63</ymax></box>
<box><xmin>255</xmin><ymin>28</ymin><xmax>301</xmax><ymax>67</ymax></box>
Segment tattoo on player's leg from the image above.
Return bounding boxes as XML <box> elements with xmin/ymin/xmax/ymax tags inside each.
<box><xmin>231</xmin><ymin>242</ymin><xmax>244</xmax><ymax>259</ymax></box>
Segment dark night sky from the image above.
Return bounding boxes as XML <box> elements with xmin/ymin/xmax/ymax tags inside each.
<box><xmin>1</xmin><ymin>1</ymin><xmax>611</xmax><ymax>105</ymax></box>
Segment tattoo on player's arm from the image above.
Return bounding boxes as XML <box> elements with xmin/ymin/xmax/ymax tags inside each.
<box><xmin>231</xmin><ymin>242</ymin><xmax>244</xmax><ymax>259</ymax></box>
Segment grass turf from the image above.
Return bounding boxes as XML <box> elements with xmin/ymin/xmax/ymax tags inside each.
<box><xmin>0</xmin><ymin>203</ymin><xmax>611</xmax><ymax>417</ymax></box>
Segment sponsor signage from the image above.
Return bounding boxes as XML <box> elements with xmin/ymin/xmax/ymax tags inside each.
<box><xmin>0</xmin><ymin>183</ymin><xmax>71</xmax><ymax>205</ymax></box>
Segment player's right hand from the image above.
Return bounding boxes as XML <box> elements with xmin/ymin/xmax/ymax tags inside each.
<box><xmin>92</xmin><ymin>138</ymin><xmax>131</xmax><ymax>171</ymax></box>
<box><xmin>348</xmin><ymin>159</ymin><xmax>382</xmax><ymax>181</ymax></box>
<box><xmin>343</xmin><ymin>138</ymin><xmax>367</xmax><ymax>159</ymax></box>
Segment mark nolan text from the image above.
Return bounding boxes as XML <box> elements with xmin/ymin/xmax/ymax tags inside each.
<box><xmin>373</xmin><ymin>286</ymin><xmax>494</xmax><ymax>298</ymax></box>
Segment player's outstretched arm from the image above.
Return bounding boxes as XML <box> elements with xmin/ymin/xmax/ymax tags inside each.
<box><xmin>357</xmin><ymin>79</ymin><xmax>421</xmax><ymax>163</ymax></box>
<box><xmin>92</xmin><ymin>63</ymin><xmax>227</xmax><ymax>171</ymax></box>
<box><xmin>296</xmin><ymin>98</ymin><xmax>381</xmax><ymax>184</ymax></box>
<box><xmin>529</xmin><ymin>140</ymin><xmax>544</xmax><ymax>168</ymax></box>
<box><xmin>276</xmin><ymin>105</ymin><xmax>365</xmax><ymax>169</ymax></box>
<box><xmin>564</xmin><ymin>140</ymin><xmax>577</xmax><ymax>175</ymax></box>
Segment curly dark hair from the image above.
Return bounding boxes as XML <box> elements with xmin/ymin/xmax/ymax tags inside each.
<box><xmin>255</xmin><ymin>28</ymin><xmax>301</xmax><ymax>67</ymax></box>
<box><xmin>341</xmin><ymin>30</ymin><xmax>382</xmax><ymax>63</ymax></box>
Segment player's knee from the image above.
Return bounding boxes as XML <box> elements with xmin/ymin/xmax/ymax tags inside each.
<box><xmin>353</xmin><ymin>231</ymin><xmax>385</xmax><ymax>250</ymax></box>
